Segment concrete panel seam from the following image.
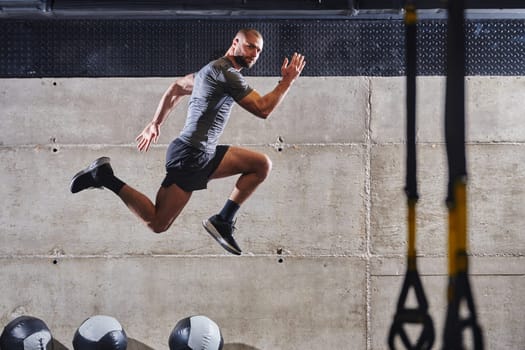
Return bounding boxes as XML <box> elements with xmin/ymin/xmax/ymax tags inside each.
<box><xmin>373</xmin><ymin>272</ymin><xmax>525</xmax><ymax>277</ymax></box>
<box><xmin>0</xmin><ymin>253</ymin><xmax>371</xmax><ymax>259</ymax></box>
<box><xmin>372</xmin><ymin>253</ymin><xmax>525</xmax><ymax>258</ymax></box>
<box><xmin>364</xmin><ymin>76</ymin><xmax>373</xmax><ymax>350</ymax></box>
<box><xmin>0</xmin><ymin>142</ymin><xmax>369</xmax><ymax>148</ymax></box>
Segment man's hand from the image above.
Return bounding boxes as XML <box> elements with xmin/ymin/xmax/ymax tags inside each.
<box><xmin>280</xmin><ymin>53</ymin><xmax>306</xmax><ymax>85</ymax></box>
<box><xmin>135</xmin><ymin>121</ymin><xmax>160</xmax><ymax>152</ymax></box>
<box><xmin>135</xmin><ymin>73</ymin><xmax>194</xmax><ymax>152</ymax></box>
<box><xmin>237</xmin><ymin>53</ymin><xmax>306</xmax><ymax>119</ymax></box>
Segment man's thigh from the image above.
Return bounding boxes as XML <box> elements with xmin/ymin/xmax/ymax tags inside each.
<box><xmin>154</xmin><ymin>184</ymin><xmax>193</xmax><ymax>228</ymax></box>
<box><xmin>210</xmin><ymin>146</ymin><xmax>270</xmax><ymax>179</ymax></box>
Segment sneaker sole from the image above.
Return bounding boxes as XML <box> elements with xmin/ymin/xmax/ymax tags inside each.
<box><xmin>70</xmin><ymin>156</ymin><xmax>111</xmax><ymax>193</ymax></box>
<box><xmin>202</xmin><ymin>219</ymin><xmax>242</xmax><ymax>255</ymax></box>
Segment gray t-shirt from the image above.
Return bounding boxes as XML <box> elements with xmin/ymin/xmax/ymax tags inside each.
<box><xmin>179</xmin><ymin>57</ymin><xmax>254</xmax><ymax>153</ymax></box>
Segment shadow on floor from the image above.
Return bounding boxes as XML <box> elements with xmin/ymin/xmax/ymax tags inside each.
<box><xmin>54</xmin><ymin>338</ymin><xmax>260</xmax><ymax>349</ymax></box>
<box><xmin>53</xmin><ymin>338</ymin><xmax>155</xmax><ymax>350</ymax></box>
<box><xmin>128</xmin><ymin>338</ymin><xmax>156</xmax><ymax>350</ymax></box>
<box><xmin>53</xmin><ymin>339</ymin><xmax>69</xmax><ymax>350</ymax></box>
<box><xmin>224</xmin><ymin>344</ymin><xmax>262</xmax><ymax>350</ymax></box>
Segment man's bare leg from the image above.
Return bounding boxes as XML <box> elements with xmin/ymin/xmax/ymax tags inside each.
<box><xmin>202</xmin><ymin>146</ymin><xmax>272</xmax><ymax>255</ymax></box>
<box><xmin>118</xmin><ymin>184</ymin><xmax>192</xmax><ymax>233</ymax></box>
<box><xmin>70</xmin><ymin>157</ymin><xmax>192</xmax><ymax>234</ymax></box>
<box><xmin>211</xmin><ymin>146</ymin><xmax>272</xmax><ymax>205</ymax></box>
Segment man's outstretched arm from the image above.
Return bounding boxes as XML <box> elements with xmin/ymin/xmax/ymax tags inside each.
<box><xmin>238</xmin><ymin>53</ymin><xmax>306</xmax><ymax>119</ymax></box>
<box><xmin>136</xmin><ymin>73</ymin><xmax>194</xmax><ymax>152</ymax></box>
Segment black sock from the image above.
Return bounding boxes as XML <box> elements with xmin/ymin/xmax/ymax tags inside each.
<box><xmin>94</xmin><ymin>163</ymin><xmax>126</xmax><ymax>195</ymax></box>
<box><xmin>100</xmin><ymin>175</ymin><xmax>126</xmax><ymax>195</ymax></box>
<box><xmin>219</xmin><ymin>199</ymin><xmax>240</xmax><ymax>223</ymax></box>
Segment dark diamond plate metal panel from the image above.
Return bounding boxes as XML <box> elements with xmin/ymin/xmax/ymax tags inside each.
<box><xmin>418</xmin><ymin>20</ymin><xmax>448</xmax><ymax>75</ymax></box>
<box><xmin>0</xmin><ymin>18</ymin><xmax>523</xmax><ymax>77</ymax></box>
<box><xmin>466</xmin><ymin>20</ymin><xmax>525</xmax><ymax>76</ymax></box>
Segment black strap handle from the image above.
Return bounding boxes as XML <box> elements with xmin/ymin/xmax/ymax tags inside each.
<box><xmin>388</xmin><ymin>268</ymin><xmax>435</xmax><ymax>350</ymax></box>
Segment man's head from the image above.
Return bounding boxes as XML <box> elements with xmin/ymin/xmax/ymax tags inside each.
<box><xmin>229</xmin><ymin>28</ymin><xmax>263</xmax><ymax>69</ymax></box>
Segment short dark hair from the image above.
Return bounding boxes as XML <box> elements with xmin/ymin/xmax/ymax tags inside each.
<box><xmin>237</xmin><ymin>28</ymin><xmax>263</xmax><ymax>40</ymax></box>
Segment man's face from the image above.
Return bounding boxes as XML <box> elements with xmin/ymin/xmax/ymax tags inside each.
<box><xmin>233</xmin><ymin>32</ymin><xmax>263</xmax><ymax>69</ymax></box>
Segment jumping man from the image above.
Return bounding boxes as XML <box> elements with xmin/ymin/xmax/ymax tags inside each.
<box><xmin>70</xmin><ymin>28</ymin><xmax>306</xmax><ymax>255</ymax></box>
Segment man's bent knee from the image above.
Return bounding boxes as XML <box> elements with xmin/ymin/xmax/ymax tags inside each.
<box><xmin>148</xmin><ymin>219</ymin><xmax>173</xmax><ymax>234</ymax></box>
<box><xmin>259</xmin><ymin>154</ymin><xmax>272</xmax><ymax>179</ymax></box>
<box><xmin>147</xmin><ymin>184</ymin><xmax>190</xmax><ymax>234</ymax></box>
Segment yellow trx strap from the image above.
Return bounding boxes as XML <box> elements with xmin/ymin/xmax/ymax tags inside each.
<box><xmin>388</xmin><ymin>2</ymin><xmax>435</xmax><ymax>348</ymax></box>
<box><xmin>442</xmin><ymin>0</ymin><xmax>484</xmax><ymax>348</ymax></box>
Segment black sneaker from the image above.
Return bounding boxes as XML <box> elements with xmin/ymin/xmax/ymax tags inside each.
<box><xmin>70</xmin><ymin>157</ymin><xmax>112</xmax><ymax>193</ymax></box>
<box><xmin>203</xmin><ymin>215</ymin><xmax>242</xmax><ymax>255</ymax></box>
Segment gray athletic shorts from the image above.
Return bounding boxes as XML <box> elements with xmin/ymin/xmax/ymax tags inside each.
<box><xmin>161</xmin><ymin>138</ymin><xmax>229</xmax><ymax>192</ymax></box>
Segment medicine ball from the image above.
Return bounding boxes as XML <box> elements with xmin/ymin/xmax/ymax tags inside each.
<box><xmin>72</xmin><ymin>315</ymin><xmax>127</xmax><ymax>350</ymax></box>
<box><xmin>0</xmin><ymin>315</ymin><xmax>53</xmax><ymax>350</ymax></box>
<box><xmin>169</xmin><ymin>315</ymin><xmax>223</xmax><ymax>350</ymax></box>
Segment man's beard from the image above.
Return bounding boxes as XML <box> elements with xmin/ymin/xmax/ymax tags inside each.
<box><xmin>234</xmin><ymin>55</ymin><xmax>253</xmax><ymax>69</ymax></box>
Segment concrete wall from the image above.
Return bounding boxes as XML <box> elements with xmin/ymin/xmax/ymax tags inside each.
<box><xmin>0</xmin><ymin>76</ymin><xmax>523</xmax><ymax>349</ymax></box>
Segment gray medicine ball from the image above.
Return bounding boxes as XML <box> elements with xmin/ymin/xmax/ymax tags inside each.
<box><xmin>169</xmin><ymin>315</ymin><xmax>223</xmax><ymax>350</ymax></box>
<box><xmin>73</xmin><ymin>315</ymin><xmax>127</xmax><ymax>350</ymax></box>
<box><xmin>0</xmin><ymin>315</ymin><xmax>53</xmax><ymax>350</ymax></box>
